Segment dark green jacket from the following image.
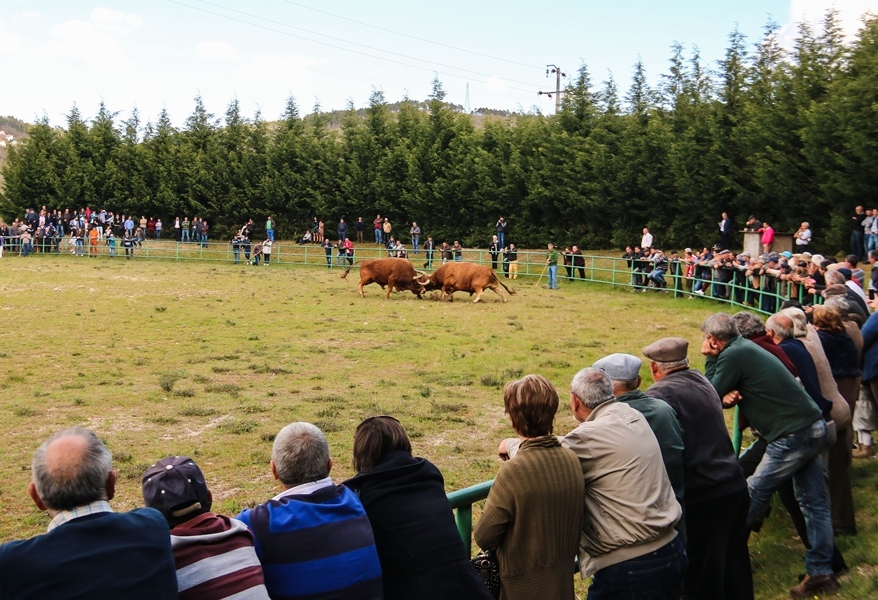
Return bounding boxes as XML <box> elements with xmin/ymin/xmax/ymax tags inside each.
<box><xmin>705</xmin><ymin>335</ymin><xmax>821</xmax><ymax>443</ymax></box>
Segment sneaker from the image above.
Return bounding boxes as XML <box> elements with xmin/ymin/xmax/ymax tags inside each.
<box><xmin>789</xmin><ymin>574</ymin><xmax>839</xmax><ymax>599</ymax></box>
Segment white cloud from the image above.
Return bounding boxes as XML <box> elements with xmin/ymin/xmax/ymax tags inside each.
<box><xmin>14</xmin><ymin>11</ymin><xmax>41</xmax><ymax>23</ymax></box>
<box><xmin>780</xmin><ymin>0</ymin><xmax>877</xmax><ymax>47</ymax></box>
<box><xmin>90</xmin><ymin>8</ymin><xmax>142</xmax><ymax>30</ymax></box>
<box><xmin>195</xmin><ymin>40</ymin><xmax>239</xmax><ymax>62</ymax></box>
<box><xmin>234</xmin><ymin>54</ymin><xmax>321</xmax><ymax>81</ymax></box>
<box><xmin>29</xmin><ymin>9</ymin><xmax>142</xmax><ymax>70</ymax></box>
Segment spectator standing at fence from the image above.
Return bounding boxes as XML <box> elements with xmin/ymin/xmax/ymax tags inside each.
<box><xmin>760</xmin><ymin>222</ymin><xmax>775</xmax><ymax>254</ymax></box>
<box><xmin>201</xmin><ymin>220</ymin><xmax>210</xmax><ymax>247</ymax></box>
<box><xmin>337</xmin><ymin>218</ymin><xmax>348</xmax><ymax>243</ymax></box>
<box><xmin>410</xmin><ymin>222</ymin><xmax>420</xmax><ymax>253</ymax></box>
<box><xmin>88</xmin><ymin>225</ymin><xmax>99</xmax><ymax>258</ymax></box>
<box><xmin>139</xmin><ymin>215</ymin><xmax>147</xmax><ymax>235</ymax></box>
<box><xmin>701</xmin><ymin>313</ymin><xmax>839</xmax><ymax>598</ymax></box>
<box><xmin>562</xmin><ymin>247</ymin><xmax>573</xmax><ymax>280</ymax></box>
<box><xmin>489</xmin><ymin>235</ymin><xmax>501</xmax><ymax>270</ymax></box>
<box><xmin>646</xmin><ymin>249</ymin><xmax>670</xmax><ymax>291</ymax></box>
<box><xmin>147</xmin><ymin>218</ymin><xmax>156</xmax><ymax>239</ymax></box>
<box><xmin>643</xmin><ymin>338</ymin><xmax>753</xmax><ymax>600</ymax></box>
<box><xmin>155</xmin><ymin>219</ymin><xmax>162</xmax><ymax>240</ymax></box>
<box><xmin>852</xmin><ymin>206</ymin><xmax>867</xmax><ymax>259</ymax></box>
<box><xmin>499</xmin><ymin>368</ymin><xmax>684</xmax><ymax>599</ymax></box>
<box><xmin>346</xmin><ymin>416</ymin><xmax>492</xmax><ymax>600</ymax></box>
<box><xmin>106</xmin><ymin>230</ymin><xmax>116</xmax><ymax>257</ymax></box>
<box><xmin>0</xmin><ymin>427</ymin><xmax>178</xmax><ymax>599</ymax></box>
<box><xmin>506</xmin><ymin>243</ymin><xmax>519</xmax><ymax>279</ymax></box>
<box><xmin>180</xmin><ymin>217</ymin><xmax>189</xmax><ymax>242</ymax></box>
<box><xmin>452</xmin><ymin>240</ymin><xmax>463</xmax><ymax>262</ymax></box>
<box><xmin>344</xmin><ymin>237</ymin><xmax>355</xmax><ymax>266</ymax></box>
<box><xmin>795</xmin><ymin>222</ymin><xmax>812</xmax><ymax>250</ymax></box>
<box><xmin>262</xmin><ymin>238</ymin><xmax>272</xmax><ymax>265</ymax></box>
<box><xmin>124</xmin><ymin>216</ymin><xmax>135</xmax><ymax>237</ymax></box>
<box><xmin>354</xmin><ymin>216</ymin><xmax>363</xmax><ymax>243</ymax></box>
<box><xmin>237</xmin><ymin>422</ymin><xmax>383</xmax><ymax>599</ymax></box>
<box><xmin>373</xmin><ymin>215</ymin><xmax>383</xmax><ymax>244</ymax></box>
<box><xmin>476</xmin><ymin>375</ymin><xmax>584</xmax><ymax>600</ymax></box>
<box><xmin>123</xmin><ymin>231</ymin><xmax>134</xmax><ymax>259</ymax></box>
<box><xmin>546</xmin><ymin>243</ymin><xmax>559</xmax><ymax>290</ymax></box>
<box><xmin>571</xmin><ymin>246</ymin><xmax>585</xmax><ymax>280</ymax></box>
<box><xmin>323</xmin><ymin>238</ymin><xmax>333</xmax><ymax>268</ymax></box>
<box><xmin>383</xmin><ymin>218</ymin><xmax>392</xmax><ymax>247</ymax></box>
<box><xmin>174</xmin><ymin>217</ymin><xmax>181</xmax><ymax>241</ymax></box>
<box><xmin>423</xmin><ymin>236</ymin><xmax>435</xmax><ymax>269</ymax></box>
<box><xmin>142</xmin><ymin>456</ymin><xmax>270</xmax><ymax>600</ymax></box>
<box><xmin>719</xmin><ymin>212</ymin><xmax>732</xmax><ymax>250</ymax></box>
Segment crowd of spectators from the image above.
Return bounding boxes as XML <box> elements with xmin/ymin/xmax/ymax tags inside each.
<box><xmin>3</xmin><ymin>292</ymin><xmax>876</xmax><ymax>599</ymax></box>
<box><xmin>0</xmin><ymin>207</ymin><xmax>213</xmax><ymax>258</ymax></box>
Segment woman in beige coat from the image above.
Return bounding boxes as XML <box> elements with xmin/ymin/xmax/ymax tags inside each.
<box><xmin>474</xmin><ymin>375</ymin><xmax>584</xmax><ymax>600</ymax></box>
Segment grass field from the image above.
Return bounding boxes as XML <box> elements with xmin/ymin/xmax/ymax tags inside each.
<box><xmin>0</xmin><ymin>253</ymin><xmax>875</xmax><ymax>599</ymax></box>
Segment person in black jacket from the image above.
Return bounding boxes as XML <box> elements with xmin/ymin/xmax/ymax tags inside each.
<box><xmin>344</xmin><ymin>417</ymin><xmax>492</xmax><ymax>600</ymax></box>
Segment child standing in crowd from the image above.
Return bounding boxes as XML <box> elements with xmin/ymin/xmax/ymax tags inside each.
<box><xmin>122</xmin><ymin>231</ymin><xmax>134</xmax><ymax>259</ymax></box>
<box><xmin>262</xmin><ymin>238</ymin><xmax>272</xmax><ymax>265</ymax></box>
<box><xmin>155</xmin><ymin>219</ymin><xmax>162</xmax><ymax>239</ymax></box>
<box><xmin>106</xmin><ymin>230</ymin><xmax>116</xmax><ymax>257</ymax></box>
<box><xmin>89</xmin><ymin>226</ymin><xmax>99</xmax><ymax>257</ymax></box>
<box><xmin>323</xmin><ymin>238</ymin><xmax>333</xmax><ymax>268</ymax></box>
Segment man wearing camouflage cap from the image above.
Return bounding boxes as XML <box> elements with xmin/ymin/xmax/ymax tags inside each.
<box><xmin>643</xmin><ymin>338</ymin><xmax>752</xmax><ymax>600</ymax></box>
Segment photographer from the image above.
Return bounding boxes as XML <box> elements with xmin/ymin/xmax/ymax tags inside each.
<box><xmin>230</xmin><ymin>233</ymin><xmax>243</xmax><ymax>264</ymax></box>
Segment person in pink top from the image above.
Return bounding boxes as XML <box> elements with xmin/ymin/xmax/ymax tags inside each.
<box><xmin>760</xmin><ymin>222</ymin><xmax>775</xmax><ymax>254</ymax></box>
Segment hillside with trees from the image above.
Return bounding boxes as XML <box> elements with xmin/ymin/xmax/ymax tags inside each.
<box><xmin>1</xmin><ymin>11</ymin><xmax>875</xmax><ymax>252</ymax></box>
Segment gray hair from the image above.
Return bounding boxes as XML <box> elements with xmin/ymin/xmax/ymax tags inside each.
<box><xmin>32</xmin><ymin>427</ymin><xmax>113</xmax><ymax>511</ymax></box>
<box><xmin>732</xmin><ymin>312</ymin><xmax>766</xmax><ymax>339</ymax></box>
<box><xmin>765</xmin><ymin>314</ymin><xmax>795</xmax><ymax>341</ymax></box>
<box><xmin>570</xmin><ymin>368</ymin><xmax>615</xmax><ymax>410</ymax></box>
<box><xmin>653</xmin><ymin>357</ymin><xmax>690</xmax><ymax>372</ymax></box>
<box><xmin>272</xmin><ymin>422</ymin><xmax>330</xmax><ymax>487</ymax></box>
<box><xmin>824</xmin><ymin>271</ymin><xmax>845</xmax><ymax>286</ymax></box>
<box><xmin>779</xmin><ymin>308</ymin><xmax>808</xmax><ymax>338</ymax></box>
<box><xmin>824</xmin><ymin>295</ymin><xmax>853</xmax><ymax>319</ymax></box>
<box><xmin>700</xmin><ymin>313</ymin><xmax>739</xmax><ymax>342</ymax></box>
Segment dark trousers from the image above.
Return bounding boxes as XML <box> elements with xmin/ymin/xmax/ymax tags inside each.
<box><xmin>683</xmin><ymin>489</ymin><xmax>753</xmax><ymax>600</ymax></box>
<box><xmin>851</xmin><ymin>230</ymin><xmax>864</xmax><ymax>258</ymax></box>
<box><xmin>589</xmin><ymin>537</ymin><xmax>687</xmax><ymax>600</ymax></box>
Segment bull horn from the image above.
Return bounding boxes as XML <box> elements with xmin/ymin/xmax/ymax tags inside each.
<box><xmin>414</xmin><ymin>270</ymin><xmax>427</xmax><ymax>278</ymax></box>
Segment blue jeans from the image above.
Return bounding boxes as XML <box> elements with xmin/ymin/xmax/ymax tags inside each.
<box><xmin>411</xmin><ymin>236</ymin><xmax>419</xmax><ymax>252</ymax></box>
<box><xmin>647</xmin><ymin>269</ymin><xmax>666</xmax><ymax>287</ymax></box>
<box><xmin>233</xmin><ymin>247</ymin><xmax>240</xmax><ymax>263</ymax></box>
<box><xmin>375</xmin><ymin>228</ymin><xmax>382</xmax><ymax>244</ymax></box>
<box><xmin>869</xmin><ymin>233</ymin><xmax>878</xmax><ymax>252</ymax></box>
<box><xmin>548</xmin><ymin>265</ymin><xmax>558</xmax><ymax>288</ymax></box>
<box><xmin>182</xmin><ymin>229</ymin><xmax>189</xmax><ymax>242</ymax></box>
<box><xmin>588</xmin><ymin>536</ymin><xmax>687</xmax><ymax>600</ymax></box>
<box><xmin>498</xmin><ymin>232</ymin><xmax>505</xmax><ymax>248</ymax></box>
<box><xmin>267</xmin><ymin>229</ymin><xmax>274</xmax><ymax>241</ymax></box>
<box><xmin>746</xmin><ymin>419</ymin><xmax>833</xmax><ymax>576</ymax></box>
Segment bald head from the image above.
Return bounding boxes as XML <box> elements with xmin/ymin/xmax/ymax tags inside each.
<box><xmin>766</xmin><ymin>314</ymin><xmax>795</xmax><ymax>343</ymax></box>
<box><xmin>31</xmin><ymin>427</ymin><xmax>114</xmax><ymax>512</ymax></box>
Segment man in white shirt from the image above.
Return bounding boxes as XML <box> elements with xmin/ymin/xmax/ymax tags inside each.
<box><xmin>795</xmin><ymin>222</ymin><xmax>812</xmax><ymax>249</ymax></box>
<box><xmin>641</xmin><ymin>227</ymin><xmax>654</xmax><ymax>249</ymax></box>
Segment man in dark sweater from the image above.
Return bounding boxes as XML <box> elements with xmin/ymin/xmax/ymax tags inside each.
<box><xmin>701</xmin><ymin>313</ymin><xmax>838</xmax><ymax>599</ymax></box>
<box><xmin>0</xmin><ymin>427</ymin><xmax>177</xmax><ymax>600</ymax></box>
<box><xmin>643</xmin><ymin>337</ymin><xmax>752</xmax><ymax>600</ymax></box>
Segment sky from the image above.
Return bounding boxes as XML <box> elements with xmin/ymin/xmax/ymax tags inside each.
<box><xmin>0</xmin><ymin>0</ymin><xmax>875</xmax><ymax>129</ymax></box>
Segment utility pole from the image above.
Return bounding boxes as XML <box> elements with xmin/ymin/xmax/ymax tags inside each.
<box><xmin>538</xmin><ymin>64</ymin><xmax>566</xmax><ymax>113</ymax></box>
<box><xmin>464</xmin><ymin>83</ymin><xmax>471</xmax><ymax>114</ymax></box>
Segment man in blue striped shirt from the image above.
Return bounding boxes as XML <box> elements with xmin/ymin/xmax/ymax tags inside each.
<box><xmin>237</xmin><ymin>422</ymin><xmax>382</xmax><ymax>600</ymax></box>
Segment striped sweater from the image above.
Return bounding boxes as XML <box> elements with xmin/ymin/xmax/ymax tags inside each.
<box><xmin>170</xmin><ymin>512</ymin><xmax>270</xmax><ymax>600</ymax></box>
<box><xmin>237</xmin><ymin>479</ymin><xmax>383</xmax><ymax>600</ymax></box>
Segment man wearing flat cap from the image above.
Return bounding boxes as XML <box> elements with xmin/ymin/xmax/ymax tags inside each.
<box><xmin>643</xmin><ymin>338</ymin><xmax>753</xmax><ymax>600</ymax></box>
<box><xmin>142</xmin><ymin>456</ymin><xmax>270</xmax><ymax>600</ymax></box>
<box><xmin>592</xmin><ymin>353</ymin><xmax>685</xmax><ymax>536</ymax></box>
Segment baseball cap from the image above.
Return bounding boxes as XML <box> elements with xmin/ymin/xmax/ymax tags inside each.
<box><xmin>142</xmin><ymin>456</ymin><xmax>210</xmax><ymax>520</ymax></box>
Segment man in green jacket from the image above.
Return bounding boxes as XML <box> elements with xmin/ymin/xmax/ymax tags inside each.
<box><xmin>701</xmin><ymin>313</ymin><xmax>837</xmax><ymax>599</ymax></box>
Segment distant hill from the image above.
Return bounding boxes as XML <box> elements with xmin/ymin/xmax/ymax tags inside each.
<box><xmin>0</xmin><ymin>115</ymin><xmax>29</xmax><ymax>176</ymax></box>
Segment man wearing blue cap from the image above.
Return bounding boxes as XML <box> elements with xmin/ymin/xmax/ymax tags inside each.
<box><xmin>592</xmin><ymin>353</ymin><xmax>685</xmax><ymax>539</ymax></box>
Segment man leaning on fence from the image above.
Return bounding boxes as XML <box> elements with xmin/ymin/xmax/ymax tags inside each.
<box><xmin>0</xmin><ymin>427</ymin><xmax>177</xmax><ymax>600</ymax></box>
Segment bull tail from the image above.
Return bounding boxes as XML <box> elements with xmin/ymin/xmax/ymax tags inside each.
<box><xmin>341</xmin><ymin>263</ymin><xmax>358</xmax><ymax>279</ymax></box>
<box><xmin>496</xmin><ymin>276</ymin><xmax>516</xmax><ymax>296</ymax></box>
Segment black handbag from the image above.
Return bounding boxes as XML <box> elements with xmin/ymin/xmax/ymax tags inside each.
<box><xmin>471</xmin><ymin>548</ymin><xmax>500</xmax><ymax>599</ymax></box>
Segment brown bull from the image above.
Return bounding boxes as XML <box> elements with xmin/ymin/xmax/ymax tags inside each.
<box><xmin>424</xmin><ymin>262</ymin><xmax>516</xmax><ymax>303</ymax></box>
<box><xmin>341</xmin><ymin>258</ymin><xmax>428</xmax><ymax>299</ymax></box>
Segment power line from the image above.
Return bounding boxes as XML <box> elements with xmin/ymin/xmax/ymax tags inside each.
<box><xmin>174</xmin><ymin>0</ymin><xmax>540</xmax><ymax>94</ymax></box>
<box><xmin>282</xmin><ymin>0</ymin><xmax>542</xmax><ymax>70</ymax></box>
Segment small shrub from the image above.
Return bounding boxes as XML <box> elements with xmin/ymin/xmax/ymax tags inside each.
<box><xmin>205</xmin><ymin>383</ymin><xmax>242</xmax><ymax>396</ymax></box>
<box><xmin>313</xmin><ymin>419</ymin><xmax>341</xmax><ymax>433</ymax></box>
<box><xmin>113</xmin><ymin>451</ymin><xmax>133</xmax><ymax>463</ymax></box>
<box><xmin>248</xmin><ymin>334</ymin><xmax>260</xmax><ymax>341</ymax></box>
<box><xmin>419</xmin><ymin>387</ymin><xmax>432</xmax><ymax>398</ymax></box>
<box><xmin>316</xmin><ymin>407</ymin><xmax>339</xmax><ymax>418</ymax></box>
<box><xmin>502</xmin><ymin>367</ymin><xmax>524</xmax><ymax>379</ymax></box>
<box><xmin>173</xmin><ymin>389</ymin><xmax>196</xmax><ymax>398</ymax></box>
<box><xmin>211</xmin><ymin>366</ymin><xmax>233</xmax><ymax>373</ymax></box>
<box><xmin>148</xmin><ymin>416</ymin><xmax>179</xmax><ymax>426</ymax></box>
<box><xmin>155</xmin><ymin>306</ymin><xmax>167</xmax><ymax>312</ymax></box>
<box><xmin>178</xmin><ymin>406</ymin><xmax>217</xmax><ymax>417</ymax></box>
<box><xmin>193</xmin><ymin>374</ymin><xmax>211</xmax><ymax>384</ymax></box>
<box><xmin>431</xmin><ymin>401</ymin><xmax>467</xmax><ymax>414</ymax></box>
<box><xmin>218</xmin><ymin>420</ymin><xmax>258</xmax><ymax>434</ymax></box>
<box><xmin>60</xmin><ymin>382</ymin><xmax>85</xmax><ymax>390</ymax></box>
<box><xmin>73</xmin><ymin>398</ymin><xmax>86</xmax><ymax>406</ymax></box>
<box><xmin>7</xmin><ymin>374</ymin><xmax>25</xmax><ymax>384</ymax></box>
<box><xmin>240</xmin><ymin>404</ymin><xmax>269</xmax><ymax>414</ymax></box>
<box><xmin>260</xmin><ymin>432</ymin><xmax>276</xmax><ymax>442</ymax></box>
<box><xmin>480</xmin><ymin>374</ymin><xmax>502</xmax><ymax>388</ymax></box>
<box><xmin>13</xmin><ymin>406</ymin><xmax>40</xmax><ymax>417</ymax></box>
<box><xmin>159</xmin><ymin>371</ymin><xmax>183</xmax><ymax>393</ymax></box>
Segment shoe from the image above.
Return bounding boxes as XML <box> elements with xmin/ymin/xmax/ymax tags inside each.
<box><xmin>694</xmin><ymin>289</ymin><xmax>704</xmax><ymax>295</ymax></box>
<box><xmin>852</xmin><ymin>443</ymin><xmax>876</xmax><ymax>458</ymax></box>
<box><xmin>789</xmin><ymin>574</ymin><xmax>839</xmax><ymax>599</ymax></box>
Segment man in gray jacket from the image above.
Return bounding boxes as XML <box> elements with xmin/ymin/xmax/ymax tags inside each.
<box><xmin>500</xmin><ymin>368</ymin><xmax>684</xmax><ymax>599</ymax></box>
